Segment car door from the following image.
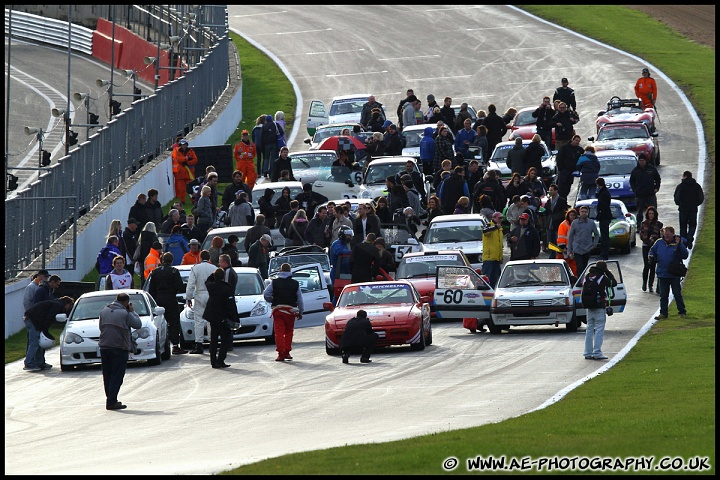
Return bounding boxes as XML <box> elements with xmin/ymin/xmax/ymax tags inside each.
<box><xmin>291</xmin><ymin>263</ymin><xmax>332</xmax><ymax>327</ymax></box>
<box><xmin>307</xmin><ymin>100</ymin><xmax>328</xmax><ymax>136</ymax></box>
<box><xmin>434</xmin><ymin>266</ymin><xmax>494</xmax><ymax>320</ymax></box>
<box><xmin>573</xmin><ymin>260</ymin><xmax>626</xmax><ymax>315</ymax></box>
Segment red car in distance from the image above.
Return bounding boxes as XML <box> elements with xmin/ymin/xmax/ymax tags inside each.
<box><xmin>507</xmin><ymin>106</ymin><xmax>556</xmax><ymax>150</ymax></box>
<box><xmin>324</xmin><ymin>280</ymin><xmax>432</xmax><ymax>355</ymax></box>
<box><xmin>595</xmin><ymin>96</ymin><xmax>657</xmax><ymax>134</ymax></box>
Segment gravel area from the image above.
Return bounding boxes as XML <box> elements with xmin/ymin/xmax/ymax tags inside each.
<box><xmin>627</xmin><ymin>5</ymin><xmax>715</xmax><ymax>49</ymax></box>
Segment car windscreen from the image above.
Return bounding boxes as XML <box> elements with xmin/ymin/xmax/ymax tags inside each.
<box><xmin>402</xmin><ymin>129</ymin><xmax>424</xmax><ymax>148</ymax></box>
<box><xmin>380</xmin><ymin>224</ymin><xmax>414</xmax><ymax>246</ymax></box>
<box><xmin>491</xmin><ymin>143</ymin><xmax>549</xmax><ymax>163</ymax></box>
<box><xmin>337</xmin><ymin>283</ymin><xmax>415</xmax><ymax>307</ymax></box>
<box><xmin>396</xmin><ymin>254</ymin><xmax>464</xmax><ymax>279</ymax></box>
<box><xmin>291</xmin><ymin>152</ymin><xmax>336</xmax><ymax>170</ymax></box>
<box><xmin>268</xmin><ymin>254</ymin><xmax>330</xmax><ymax>274</ymax></box>
<box><xmin>251</xmin><ymin>186</ymin><xmax>304</xmax><ymax>209</ymax></box>
<box><xmin>598</xmin><ymin>157</ymin><xmax>637</xmax><ymax>176</ymax></box>
<box><xmin>597</xmin><ymin>125</ymin><xmax>649</xmax><ymax>140</ymax></box>
<box><xmin>498</xmin><ymin>263</ymin><xmax>569</xmax><ymax>288</ymax></box>
<box><xmin>424</xmin><ymin>221</ymin><xmax>485</xmax><ymax>244</ymax></box>
<box><xmin>329</xmin><ymin>99</ymin><xmax>365</xmax><ymax>116</ymax></box>
<box><xmin>201</xmin><ymin>231</ymin><xmax>248</xmax><ymax>252</ymax></box>
<box><xmin>365</xmin><ymin>163</ymin><xmax>410</xmax><ymax>185</ymax></box>
<box><xmin>514</xmin><ymin>110</ymin><xmax>536</xmax><ymax>127</ymax></box>
<box><xmin>583</xmin><ymin>204</ymin><xmax>624</xmax><ymax>221</ymax></box>
<box><xmin>70</xmin><ymin>293</ymin><xmax>149</xmax><ymax>321</ymax></box>
<box><xmin>235</xmin><ymin>272</ymin><xmax>264</xmax><ymax>296</ymax></box>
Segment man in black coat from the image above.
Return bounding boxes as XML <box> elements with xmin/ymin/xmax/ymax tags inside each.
<box><xmin>532</xmin><ymin>96</ymin><xmax>555</xmax><ymax>148</ymax></box>
<box><xmin>203</xmin><ymin>268</ymin><xmax>238</xmax><ymax>368</ymax></box>
<box><xmin>144</xmin><ymin>189</ymin><xmax>163</xmax><ymax>229</ymax></box>
<box><xmin>483</xmin><ymin>104</ymin><xmax>508</xmax><ymax>157</ymax></box>
<box><xmin>542</xmin><ymin>184</ymin><xmax>569</xmax><ymax>258</ymax></box>
<box><xmin>438</xmin><ymin>166</ymin><xmax>469</xmax><ymax>215</ymax></box>
<box><xmin>295</xmin><ymin>183</ymin><xmax>328</xmax><ymax>220</ymax></box>
<box><xmin>673</xmin><ymin>170</ymin><xmax>704</xmax><ymax>249</ymax></box>
<box><xmin>472</xmin><ymin>169</ymin><xmax>506</xmax><ymax>213</ymax></box>
<box><xmin>550</xmin><ymin>102</ymin><xmax>578</xmax><ymax>151</ymax></box>
<box><xmin>350</xmin><ymin>234</ymin><xmax>381</xmax><ymax>283</ymax></box>
<box><xmin>596</xmin><ymin>177</ymin><xmax>612</xmax><ymax>260</ymax></box>
<box><xmin>352</xmin><ymin>203</ymin><xmax>381</xmax><ymax>245</ymax></box>
<box><xmin>24</xmin><ymin>297</ymin><xmax>75</xmax><ymax>371</ymax></box>
<box><xmin>340</xmin><ymin>309</ymin><xmax>379</xmax><ymax>364</ymax></box>
<box><xmin>508</xmin><ymin>213</ymin><xmax>541</xmax><ymax>261</ymax></box>
<box><xmin>147</xmin><ymin>252</ymin><xmax>186</xmax><ymax>354</ymax></box>
<box><xmin>221</xmin><ymin>170</ymin><xmax>252</xmax><ymax>212</ymax></box>
<box><xmin>629</xmin><ymin>154</ymin><xmax>661</xmax><ymax>224</ymax></box>
<box><xmin>554</xmin><ymin>134</ymin><xmax>584</xmax><ymax>199</ymax></box>
<box><xmin>128</xmin><ymin>193</ymin><xmax>149</xmax><ymax>231</ymax></box>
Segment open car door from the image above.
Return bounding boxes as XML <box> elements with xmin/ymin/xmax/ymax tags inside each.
<box><xmin>434</xmin><ymin>266</ymin><xmax>494</xmax><ymax>321</ymax></box>
<box><xmin>290</xmin><ymin>263</ymin><xmax>332</xmax><ymax>327</ymax></box>
<box><xmin>307</xmin><ymin>100</ymin><xmax>328</xmax><ymax>136</ymax></box>
<box><xmin>573</xmin><ymin>259</ymin><xmax>627</xmax><ymax>318</ymax></box>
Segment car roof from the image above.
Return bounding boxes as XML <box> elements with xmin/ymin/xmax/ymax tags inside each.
<box><xmin>366</xmin><ymin>156</ymin><xmax>418</xmax><ymax>165</ymax></box>
<box><xmin>331</xmin><ymin>94</ymin><xmax>371</xmax><ymax>102</ymax></box>
<box><xmin>289</xmin><ymin>149</ymin><xmax>337</xmax><ymax>156</ymax></box>
<box><xmin>575</xmin><ymin>198</ymin><xmax>626</xmax><ymax>207</ymax></box>
<box><xmin>343</xmin><ymin>279</ymin><xmax>414</xmax><ymax>288</ymax></box>
<box><xmin>505</xmin><ymin>259</ymin><xmax>568</xmax><ymax>265</ymax></box>
<box><xmin>252</xmin><ymin>181</ymin><xmax>304</xmax><ymax>192</ymax></box>
<box><xmin>429</xmin><ymin>213</ymin><xmax>486</xmax><ymax>223</ymax></box>
<box><xmin>402</xmin><ymin>250</ymin><xmax>464</xmax><ymax>258</ymax></box>
<box><xmin>598</xmin><ymin>121</ymin><xmax>649</xmax><ymax>129</ymax></box>
<box><xmin>401</xmin><ymin>124</ymin><xmax>432</xmax><ymax>132</ymax></box>
<box><xmin>202</xmin><ymin>226</ymin><xmax>252</xmax><ymax>235</ymax></box>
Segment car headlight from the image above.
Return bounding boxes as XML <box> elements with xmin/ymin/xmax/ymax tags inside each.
<box><xmin>551</xmin><ymin>297</ymin><xmax>569</xmax><ymax>306</ymax></box>
<box><xmin>360</xmin><ymin>190</ymin><xmax>372</xmax><ymax>199</ymax></box>
<box><xmin>64</xmin><ymin>332</ymin><xmax>84</xmax><ymax>344</ymax></box>
<box><xmin>132</xmin><ymin>327</ymin><xmax>151</xmax><ymax>340</ymax></box>
<box><xmin>610</xmin><ymin>226</ymin><xmax>628</xmax><ymax>235</ymax></box>
<box><xmin>493</xmin><ymin>298</ymin><xmax>511</xmax><ymax>308</ymax></box>
<box><xmin>250</xmin><ymin>301</ymin><xmax>270</xmax><ymax>317</ymax></box>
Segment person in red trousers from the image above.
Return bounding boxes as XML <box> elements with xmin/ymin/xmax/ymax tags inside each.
<box><xmin>263</xmin><ymin>263</ymin><xmax>304</xmax><ymax>361</ymax></box>
<box><xmin>172</xmin><ymin>139</ymin><xmax>198</xmax><ymax>202</ymax></box>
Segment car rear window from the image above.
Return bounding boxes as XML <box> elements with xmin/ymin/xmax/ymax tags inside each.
<box><xmin>424</xmin><ymin>221</ymin><xmax>485</xmax><ymax>243</ymax></box>
<box><xmin>338</xmin><ymin>283</ymin><xmax>414</xmax><ymax>307</ymax></box>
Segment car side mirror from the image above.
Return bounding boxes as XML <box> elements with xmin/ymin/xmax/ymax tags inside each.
<box><xmin>154</xmin><ymin>306</ymin><xmax>166</xmax><ymax>316</ymax></box>
<box><xmin>323</xmin><ymin>302</ymin><xmax>334</xmax><ymax>312</ymax></box>
<box><xmin>304</xmin><ymin>138</ymin><xmax>311</xmax><ymax>144</ymax></box>
<box><xmin>597</xmin><ymin>111</ymin><xmax>606</xmax><ymax>117</ymax></box>
<box><xmin>56</xmin><ymin>313</ymin><xmax>68</xmax><ymax>323</ymax></box>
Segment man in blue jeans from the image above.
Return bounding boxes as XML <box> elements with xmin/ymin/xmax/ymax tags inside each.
<box><xmin>582</xmin><ymin>261</ymin><xmax>617</xmax><ymax>360</ymax></box>
<box><xmin>649</xmin><ymin>225</ymin><xmax>688</xmax><ymax>320</ymax></box>
<box><xmin>24</xmin><ymin>297</ymin><xmax>75</xmax><ymax>372</ymax></box>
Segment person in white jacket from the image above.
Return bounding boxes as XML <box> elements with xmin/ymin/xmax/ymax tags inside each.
<box><xmin>185</xmin><ymin>250</ymin><xmax>218</xmax><ymax>354</ymax></box>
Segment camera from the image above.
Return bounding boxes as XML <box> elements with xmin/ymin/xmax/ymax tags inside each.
<box><xmin>605</xmin><ymin>307</ymin><xmax>614</xmax><ymax>316</ymax></box>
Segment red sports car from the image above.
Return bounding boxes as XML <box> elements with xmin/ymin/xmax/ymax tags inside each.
<box><xmin>507</xmin><ymin>106</ymin><xmax>556</xmax><ymax>150</ymax></box>
<box><xmin>588</xmin><ymin>122</ymin><xmax>660</xmax><ymax>166</ymax></box>
<box><xmin>324</xmin><ymin>281</ymin><xmax>432</xmax><ymax>355</ymax></box>
<box><xmin>595</xmin><ymin>96</ymin><xmax>657</xmax><ymax>133</ymax></box>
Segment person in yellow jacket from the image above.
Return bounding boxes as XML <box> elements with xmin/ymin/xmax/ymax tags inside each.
<box><xmin>634</xmin><ymin>67</ymin><xmax>658</xmax><ymax>109</ymax></box>
<box><xmin>172</xmin><ymin>139</ymin><xmax>198</xmax><ymax>202</ymax></box>
<box><xmin>556</xmin><ymin>208</ymin><xmax>578</xmax><ymax>276</ymax></box>
<box><xmin>143</xmin><ymin>242</ymin><xmax>163</xmax><ymax>283</ymax></box>
<box><xmin>481</xmin><ymin>211</ymin><xmax>505</xmax><ymax>288</ymax></box>
<box><xmin>233</xmin><ymin>130</ymin><xmax>258</xmax><ymax>189</ymax></box>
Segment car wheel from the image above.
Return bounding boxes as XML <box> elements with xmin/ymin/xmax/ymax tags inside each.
<box><xmin>655</xmin><ymin>151</ymin><xmax>660</xmax><ymax>166</ymax></box>
<box><xmin>161</xmin><ymin>334</ymin><xmax>172</xmax><ymax>360</ymax></box>
<box><xmin>621</xmin><ymin>238</ymin><xmax>631</xmax><ymax>254</ymax></box>
<box><xmin>326</xmin><ymin>344</ymin><xmax>340</xmax><ymax>356</ymax></box>
<box><xmin>426</xmin><ymin>323</ymin><xmax>433</xmax><ymax>346</ymax></box>
<box><xmin>147</xmin><ymin>340</ymin><xmax>162</xmax><ymax>366</ymax></box>
<box><xmin>264</xmin><ymin>335</ymin><xmax>276</xmax><ymax>345</ymax></box>
<box><xmin>410</xmin><ymin>322</ymin><xmax>426</xmax><ymax>351</ymax></box>
<box><xmin>486</xmin><ymin>318</ymin><xmax>502</xmax><ymax>335</ymax></box>
<box><xmin>60</xmin><ymin>357</ymin><xmax>73</xmax><ymax>372</ymax></box>
<box><xmin>566</xmin><ymin>311</ymin><xmax>579</xmax><ymax>332</ymax></box>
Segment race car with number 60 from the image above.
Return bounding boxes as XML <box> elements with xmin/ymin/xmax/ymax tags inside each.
<box><xmin>324</xmin><ymin>281</ymin><xmax>432</xmax><ymax>354</ymax></box>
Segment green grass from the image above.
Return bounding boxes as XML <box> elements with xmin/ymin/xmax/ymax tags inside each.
<box><xmin>222</xmin><ymin>5</ymin><xmax>715</xmax><ymax>474</ymax></box>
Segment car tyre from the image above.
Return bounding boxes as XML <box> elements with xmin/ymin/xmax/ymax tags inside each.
<box><xmin>264</xmin><ymin>335</ymin><xmax>276</xmax><ymax>345</ymax></box>
<box><xmin>566</xmin><ymin>311</ymin><xmax>579</xmax><ymax>332</ymax></box>
<box><xmin>487</xmin><ymin>318</ymin><xmax>502</xmax><ymax>335</ymax></box>
<box><xmin>426</xmin><ymin>323</ymin><xmax>433</xmax><ymax>346</ymax></box>
<box><xmin>148</xmin><ymin>340</ymin><xmax>162</xmax><ymax>366</ymax></box>
<box><xmin>410</xmin><ymin>322</ymin><xmax>426</xmax><ymax>351</ymax></box>
<box><xmin>621</xmin><ymin>237</ymin><xmax>631</xmax><ymax>254</ymax></box>
<box><xmin>326</xmin><ymin>344</ymin><xmax>340</xmax><ymax>356</ymax></box>
<box><xmin>161</xmin><ymin>334</ymin><xmax>172</xmax><ymax>360</ymax></box>
<box><xmin>60</xmin><ymin>356</ymin><xmax>73</xmax><ymax>372</ymax></box>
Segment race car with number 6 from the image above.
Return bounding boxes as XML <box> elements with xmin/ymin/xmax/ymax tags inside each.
<box><xmin>324</xmin><ymin>281</ymin><xmax>432</xmax><ymax>354</ymax></box>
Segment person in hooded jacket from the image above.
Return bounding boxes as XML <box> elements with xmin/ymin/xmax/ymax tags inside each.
<box><xmin>576</xmin><ymin>145</ymin><xmax>601</xmax><ymax>200</ymax></box>
<box><xmin>367</xmin><ymin>108</ymin><xmax>386</xmax><ymax>133</ymax></box>
<box><xmin>258</xmin><ymin>188</ymin><xmax>277</xmax><ymax>229</ymax></box>
<box><xmin>383</xmin><ymin>124</ymin><xmax>404</xmax><ymax>156</ymax></box>
<box><xmin>228</xmin><ymin>191</ymin><xmax>254</xmax><ymax>227</ymax></box>
<box><xmin>252</xmin><ymin>115</ymin><xmax>265</xmax><ymax>177</ymax></box>
<box><xmin>270</xmin><ymin>146</ymin><xmax>295</xmax><ymax>183</ymax></box>
<box><xmin>506</xmin><ymin>137</ymin><xmax>527</xmax><ymax>177</ymax></box>
<box><xmin>163</xmin><ymin>225</ymin><xmax>189</xmax><ymax>266</ymax></box>
<box><xmin>629</xmin><ymin>154</ymin><xmax>661</xmax><ymax>224</ymax></box>
<box><xmin>472</xmin><ymin>125</ymin><xmax>489</xmax><ymax>163</ymax></box>
<box><xmin>419</xmin><ymin>126</ymin><xmax>436</xmax><ymax>175</ymax></box>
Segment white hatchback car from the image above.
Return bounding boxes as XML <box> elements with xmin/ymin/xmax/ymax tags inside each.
<box><xmin>58</xmin><ymin>289</ymin><xmax>169</xmax><ymax>371</ymax></box>
<box><xmin>306</xmin><ymin>95</ymin><xmax>386</xmax><ymax>135</ymax></box>
<box><xmin>179</xmin><ymin>267</ymin><xmax>275</xmax><ymax>346</ymax></box>
<box><xmin>421</xmin><ymin>214</ymin><xmax>487</xmax><ymax>269</ymax></box>
<box><xmin>359</xmin><ymin>156</ymin><xmax>430</xmax><ymax>201</ymax></box>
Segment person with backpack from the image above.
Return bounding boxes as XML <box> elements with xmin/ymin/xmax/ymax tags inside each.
<box><xmin>581</xmin><ymin>261</ymin><xmax>617</xmax><ymax>360</ymax></box>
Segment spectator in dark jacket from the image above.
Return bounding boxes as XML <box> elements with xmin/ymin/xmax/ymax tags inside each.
<box><xmin>524</xmin><ymin>134</ymin><xmax>546</xmax><ymax>175</ymax></box>
<box><xmin>24</xmin><ymin>297</ymin><xmax>75</xmax><ymax>371</ymax></box>
<box><xmin>595</xmin><ymin>177</ymin><xmax>613</xmax><ymax>260</ymax></box>
<box><xmin>270</xmin><ymin>146</ymin><xmax>295</xmax><ymax>183</ymax></box>
<box><xmin>472</xmin><ymin>169</ymin><xmax>506</xmax><ymax>213</ymax></box>
<box><xmin>550</xmin><ymin>102</ymin><xmax>577</xmax><ymax>150</ymax></box>
<box><xmin>33</xmin><ymin>275</ymin><xmax>62</xmax><ymax>304</ymax></box>
<box><xmin>673</xmin><ymin>170</ymin><xmax>704</xmax><ymax>249</ymax></box>
<box><xmin>221</xmin><ymin>171</ymin><xmax>252</xmax><ymax>212</ymax></box>
<box><xmin>438</xmin><ymin>166</ymin><xmax>470</xmax><ymax>215</ymax></box>
<box><xmin>305</xmin><ymin>206</ymin><xmax>330</xmax><ymax>248</ymax></box>
<box><xmin>128</xmin><ymin>193</ymin><xmax>148</xmax><ymax>231</ymax></box>
<box><xmin>244</xmin><ymin>214</ymin><xmax>271</xmax><ymax>253</ymax></box>
<box><xmin>555</xmin><ymin>134</ymin><xmax>584</xmax><ymax>199</ymax></box>
<box><xmin>576</xmin><ymin>146</ymin><xmax>601</xmax><ymax>200</ymax></box>
<box><xmin>506</xmin><ymin>137</ymin><xmax>527</xmax><ymax>177</ymax></box>
<box><xmin>144</xmin><ymin>189</ymin><xmax>163</xmax><ymax>229</ymax></box>
<box><xmin>483</xmin><ymin>104</ymin><xmax>508</xmax><ymax>156</ymax></box>
<box><xmin>258</xmin><ymin>188</ymin><xmax>277</xmax><ymax>229</ymax></box>
<box><xmin>383</xmin><ymin>124</ymin><xmax>404</xmax><ymax>156</ymax></box>
<box><xmin>508</xmin><ymin>213</ymin><xmax>541</xmax><ymax>260</ymax></box>
<box><xmin>630</xmin><ymin>154</ymin><xmax>661</xmax><ymax>224</ymax></box>
<box><xmin>294</xmin><ymin>183</ymin><xmax>328</xmax><ymax>220</ymax></box>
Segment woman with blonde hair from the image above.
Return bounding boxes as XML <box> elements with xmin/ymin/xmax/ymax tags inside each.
<box><xmin>196</xmin><ymin>185</ymin><xmax>214</xmax><ymax>235</ymax></box>
<box><xmin>133</xmin><ymin>221</ymin><xmax>158</xmax><ymax>274</ymax></box>
<box><xmin>289</xmin><ymin>209</ymin><xmax>309</xmax><ymax>246</ymax></box>
<box><xmin>524</xmin><ymin>133</ymin><xmax>546</xmax><ymax>174</ymax></box>
<box><xmin>453</xmin><ymin>196</ymin><xmax>470</xmax><ymax>215</ymax></box>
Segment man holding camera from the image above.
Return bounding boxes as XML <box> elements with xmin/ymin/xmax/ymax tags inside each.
<box><xmin>532</xmin><ymin>96</ymin><xmax>555</xmax><ymax>148</ymax></box>
<box><xmin>582</xmin><ymin>261</ymin><xmax>617</xmax><ymax>361</ymax></box>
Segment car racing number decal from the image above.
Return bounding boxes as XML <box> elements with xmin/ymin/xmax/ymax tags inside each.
<box><xmin>394</xmin><ymin>245</ymin><xmax>412</xmax><ymax>261</ymax></box>
<box><xmin>440</xmin><ymin>289</ymin><xmax>464</xmax><ymax>304</ymax></box>
<box><xmin>352</xmin><ymin>171</ymin><xmax>363</xmax><ymax>184</ymax></box>
<box><xmin>341</xmin><ymin>192</ymin><xmax>358</xmax><ymax>199</ymax></box>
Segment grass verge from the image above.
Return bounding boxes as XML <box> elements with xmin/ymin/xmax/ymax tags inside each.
<box><xmin>222</xmin><ymin>5</ymin><xmax>715</xmax><ymax>474</ymax></box>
